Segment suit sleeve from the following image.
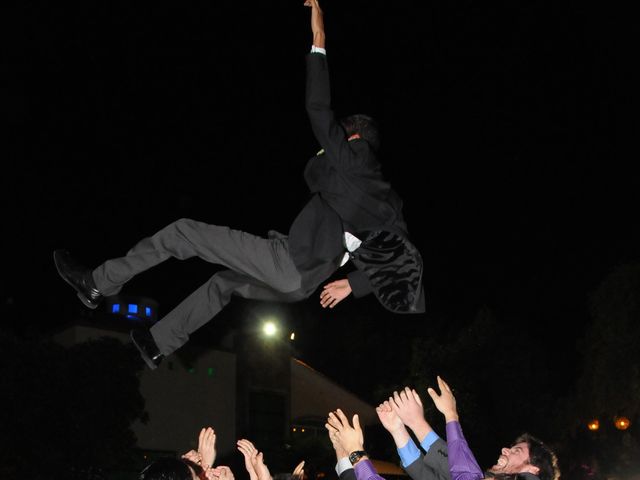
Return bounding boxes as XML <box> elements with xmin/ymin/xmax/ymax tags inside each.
<box><xmin>340</xmin><ymin>468</ymin><xmax>357</xmax><ymax>480</ymax></box>
<box><xmin>305</xmin><ymin>53</ymin><xmax>360</xmax><ymax>170</ymax></box>
<box><xmin>348</xmin><ymin>270</ymin><xmax>373</xmax><ymax>298</ymax></box>
<box><xmin>403</xmin><ymin>439</ymin><xmax>451</xmax><ymax>480</ymax></box>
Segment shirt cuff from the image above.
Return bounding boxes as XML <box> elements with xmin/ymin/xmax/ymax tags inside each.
<box><xmin>420</xmin><ymin>431</ymin><xmax>440</xmax><ymax>452</ymax></box>
<box><xmin>311</xmin><ymin>45</ymin><xmax>327</xmax><ymax>55</ymax></box>
<box><xmin>336</xmin><ymin>457</ymin><xmax>353</xmax><ymax>476</ymax></box>
<box><xmin>398</xmin><ymin>439</ymin><xmax>421</xmax><ymax>467</ymax></box>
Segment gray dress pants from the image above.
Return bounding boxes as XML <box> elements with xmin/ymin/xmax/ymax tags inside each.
<box><xmin>92</xmin><ymin>218</ymin><xmax>306</xmax><ymax>356</ymax></box>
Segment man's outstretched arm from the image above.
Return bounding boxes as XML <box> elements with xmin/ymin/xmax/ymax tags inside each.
<box><xmin>390</xmin><ymin>387</ymin><xmax>451</xmax><ymax>480</ymax></box>
<box><xmin>305</xmin><ymin>0</ymin><xmax>325</xmax><ymax>49</ymax></box>
<box><xmin>428</xmin><ymin>377</ymin><xmax>483</xmax><ymax>480</ymax></box>
<box><xmin>303</xmin><ymin>0</ymin><xmax>358</xmax><ymax>168</ymax></box>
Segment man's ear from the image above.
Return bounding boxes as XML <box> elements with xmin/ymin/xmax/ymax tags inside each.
<box><xmin>523</xmin><ymin>465</ymin><xmax>540</xmax><ymax>476</ymax></box>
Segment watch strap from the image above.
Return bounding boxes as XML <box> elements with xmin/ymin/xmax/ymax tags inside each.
<box><xmin>348</xmin><ymin>450</ymin><xmax>367</xmax><ymax>465</ymax></box>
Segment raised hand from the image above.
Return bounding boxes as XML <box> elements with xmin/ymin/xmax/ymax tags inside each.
<box><xmin>320</xmin><ymin>279</ymin><xmax>352</xmax><ymax>309</ymax></box>
<box><xmin>292</xmin><ymin>460</ymin><xmax>305</xmax><ymax>480</ymax></box>
<box><xmin>237</xmin><ymin>439</ymin><xmax>259</xmax><ymax>480</ymax></box>
<box><xmin>376</xmin><ymin>400</ymin><xmax>404</xmax><ymax>433</ymax></box>
<box><xmin>376</xmin><ymin>400</ymin><xmax>412</xmax><ymax>449</ymax></box>
<box><xmin>198</xmin><ymin>427</ymin><xmax>217</xmax><ymax>469</ymax></box>
<box><xmin>251</xmin><ymin>451</ymin><xmax>272</xmax><ymax>480</ymax></box>
<box><xmin>390</xmin><ymin>387</ymin><xmax>425</xmax><ymax>427</ymax></box>
<box><xmin>427</xmin><ymin>376</ymin><xmax>459</xmax><ymax>423</ymax></box>
<box><xmin>327</xmin><ymin>418</ymin><xmax>349</xmax><ymax>460</ymax></box>
<box><xmin>390</xmin><ymin>387</ymin><xmax>433</xmax><ymax>442</ymax></box>
<box><xmin>325</xmin><ymin>409</ymin><xmax>364</xmax><ymax>455</ymax></box>
<box><xmin>303</xmin><ymin>0</ymin><xmax>325</xmax><ymax>49</ymax></box>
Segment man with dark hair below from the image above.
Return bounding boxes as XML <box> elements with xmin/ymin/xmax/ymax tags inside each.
<box><xmin>375</xmin><ymin>380</ymin><xmax>560</xmax><ymax>480</ymax></box>
<box><xmin>53</xmin><ymin>0</ymin><xmax>425</xmax><ymax>370</ymax></box>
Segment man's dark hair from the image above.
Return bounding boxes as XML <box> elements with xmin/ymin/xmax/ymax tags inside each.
<box><xmin>514</xmin><ymin>433</ymin><xmax>560</xmax><ymax>480</ymax></box>
<box><xmin>340</xmin><ymin>114</ymin><xmax>380</xmax><ymax>151</ymax></box>
<box><xmin>139</xmin><ymin>457</ymin><xmax>197</xmax><ymax>480</ymax></box>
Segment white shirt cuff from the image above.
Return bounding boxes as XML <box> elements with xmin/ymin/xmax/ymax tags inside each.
<box><xmin>311</xmin><ymin>45</ymin><xmax>327</xmax><ymax>55</ymax></box>
<box><xmin>336</xmin><ymin>457</ymin><xmax>353</xmax><ymax>476</ymax></box>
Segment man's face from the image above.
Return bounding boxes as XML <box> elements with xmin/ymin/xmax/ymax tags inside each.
<box><xmin>488</xmin><ymin>442</ymin><xmax>538</xmax><ymax>475</ymax></box>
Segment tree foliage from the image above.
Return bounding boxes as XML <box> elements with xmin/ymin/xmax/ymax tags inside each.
<box><xmin>567</xmin><ymin>262</ymin><xmax>640</xmax><ymax>478</ymax></box>
<box><xmin>0</xmin><ymin>332</ymin><xmax>147</xmax><ymax>479</ymax></box>
<box><xmin>381</xmin><ymin>306</ymin><xmax>560</xmax><ymax>469</ymax></box>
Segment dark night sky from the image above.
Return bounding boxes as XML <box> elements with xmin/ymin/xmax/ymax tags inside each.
<box><xmin>2</xmin><ymin>1</ymin><xmax>638</xmax><ymax>404</ymax></box>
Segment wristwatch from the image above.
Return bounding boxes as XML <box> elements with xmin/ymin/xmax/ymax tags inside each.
<box><xmin>348</xmin><ymin>450</ymin><xmax>367</xmax><ymax>465</ymax></box>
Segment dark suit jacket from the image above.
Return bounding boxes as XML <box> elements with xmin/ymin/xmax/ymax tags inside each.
<box><xmin>339</xmin><ymin>467</ymin><xmax>356</xmax><ymax>480</ymax></box>
<box><xmin>289</xmin><ymin>52</ymin><xmax>424</xmax><ymax>312</ymax></box>
<box><xmin>404</xmin><ymin>438</ymin><xmax>451</xmax><ymax>480</ymax></box>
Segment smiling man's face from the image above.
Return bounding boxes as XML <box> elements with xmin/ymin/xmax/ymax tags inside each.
<box><xmin>488</xmin><ymin>441</ymin><xmax>539</xmax><ymax>476</ymax></box>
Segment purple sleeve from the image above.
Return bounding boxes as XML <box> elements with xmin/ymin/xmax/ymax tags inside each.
<box><xmin>354</xmin><ymin>459</ymin><xmax>387</xmax><ymax>480</ymax></box>
<box><xmin>446</xmin><ymin>421</ymin><xmax>484</xmax><ymax>480</ymax></box>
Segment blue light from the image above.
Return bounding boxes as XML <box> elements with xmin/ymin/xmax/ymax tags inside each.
<box><xmin>128</xmin><ymin>304</ymin><xmax>138</xmax><ymax>314</ymax></box>
<box><xmin>112</xmin><ymin>304</ymin><xmax>120</xmax><ymax>313</ymax></box>
<box><xmin>145</xmin><ymin>307</ymin><xmax>151</xmax><ymax>316</ymax></box>
<box><xmin>126</xmin><ymin>314</ymin><xmax>141</xmax><ymax>320</ymax></box>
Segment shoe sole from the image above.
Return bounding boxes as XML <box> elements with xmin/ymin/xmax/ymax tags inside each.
<box><xmin>130</xmin><ymin>330</ymin><xmax>159</xmax><ymax>371</ymax></box>
<box><xmin>53</xmin><ymin>251</ymin><xmax>99</xmax><ymax>310</ymax></box>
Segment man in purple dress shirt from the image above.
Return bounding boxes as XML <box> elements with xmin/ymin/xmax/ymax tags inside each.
<box><xmin>426</xmin><ymin>376</ymin><xmax>559</xmax><ymax>480</ymax></box>
<box><xmin>375</xmin><ymin>380</ymin><xmax>559</xmax><ymax>480</ymax></box>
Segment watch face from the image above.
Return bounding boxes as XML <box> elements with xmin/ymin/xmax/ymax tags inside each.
<box><xmin>349</xmin><ymin>451</ymin><xmax>366</xmax><ymax>465</ymax></box>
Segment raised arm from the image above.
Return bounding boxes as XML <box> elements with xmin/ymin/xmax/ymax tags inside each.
<box><xmin>304</xmin><ymin>0</ymin><xmax>325</xmax><ymax>48</ymax></box>
<box><xmin>237</xmin><ymin>439</ymin><xmax>259</xmax><ymax>480</ymax></box>
<box><xmin>326</xmin><ymin>409</ymin><xmax>386</xmax><ymax>480</ymax></box>
<box><xmin>427</xmin><ymin>377</ymin><xmax>483</xmax><ymax>480</ymax></box>
<box><xmin>327</xmin><ymin>421</ymin><xmax>356</xmax><ymax>480</ymax></box>
<box><xmin>390</xmin><ymin>387</ymin><xmax>434</xmax><ymax>443</ymax></box>
<box><xmin>376</xmin><ymin>400</ymin><xmax>412</xmax><ymax>449</ymax></box>
<box><xmin>303</xmin><ymin>0</ymin><xmax>357</xmax><ymax>168</ymax></box>
<box><xmin>388</xmin><ymin>388</ymin><xmax>450</xmax><ymax>480</ymax></box>
<box><xmin>198</xmin><ymin>427</ymin><xmax>217</xmax><ymax>469</ymax></box>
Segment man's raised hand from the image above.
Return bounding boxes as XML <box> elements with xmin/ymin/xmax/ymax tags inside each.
<box><xmin>390</xmin><ymin>387</ymin><xmax>425</xmax><ymax>427</ymax></box>
<box><xmin>303</xmin><ymin>0</ymin><xmax>325</xmax><ymax>49</ymax></box>
<box><xmin>198</xmin><ymin>427</ymin><xmax>217</xmax><ymax>469</ymax></box>
<box><xmin>251</xmin><ymin>452</ymin><xmax>272</xmax><ymax>480</ymax></box>
<box><xmin>376</xmin><ymin>400</ymin><xmax>404</xmax><ymax>434</ymax></box>
<box><xmin>390</xmin><ymin>387</ymin><xmax>433</xmax><ymax>442</ymax></box>
<box><xmin>427</xmin><ymin>376</ymin><xmax>459</xmax><ymax>423</ymax></box>
<box><xmin>237</xmin><ymin>439</ymin><xmax>259</xmax><ymax>480</ymax></box>
<box><xmin>376</xmin><ymin>400</ymin><xmax>412</xmax><ymax>449</ymax></box>
<box><xmin>292</xmin><ymin>461</ymin><xmax>305</xmax><ymax>480</ymax></box>
<box><xmin>325</xmin><ymin>409</ymin><xmax>365</xmax><ymax>455</ymax></box>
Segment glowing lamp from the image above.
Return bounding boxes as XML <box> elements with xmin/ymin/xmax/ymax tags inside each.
<box><xmin>614</xmin><ymin>416</ymin><xmax>631</xmax><ymax>430</ymax></box>
<box><xmin>587</xmin><ymin>419</ymin><xmax>600</xmax><ymax>431</ymax></box>
<box><xmin>263</xmin><ymin>321</ymin><xmax>277</xmax><ymax>337</ymax></box>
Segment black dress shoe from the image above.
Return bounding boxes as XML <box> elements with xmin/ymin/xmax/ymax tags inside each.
<box><xmin>130</xmin><ymin>328</ymin><xmax>163</xmax><ymax>370</ymax></box>
<box><xmin>53</xmin><ymin>249</ymin><xmax>104</xmax><ymax>309</ymax></box>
